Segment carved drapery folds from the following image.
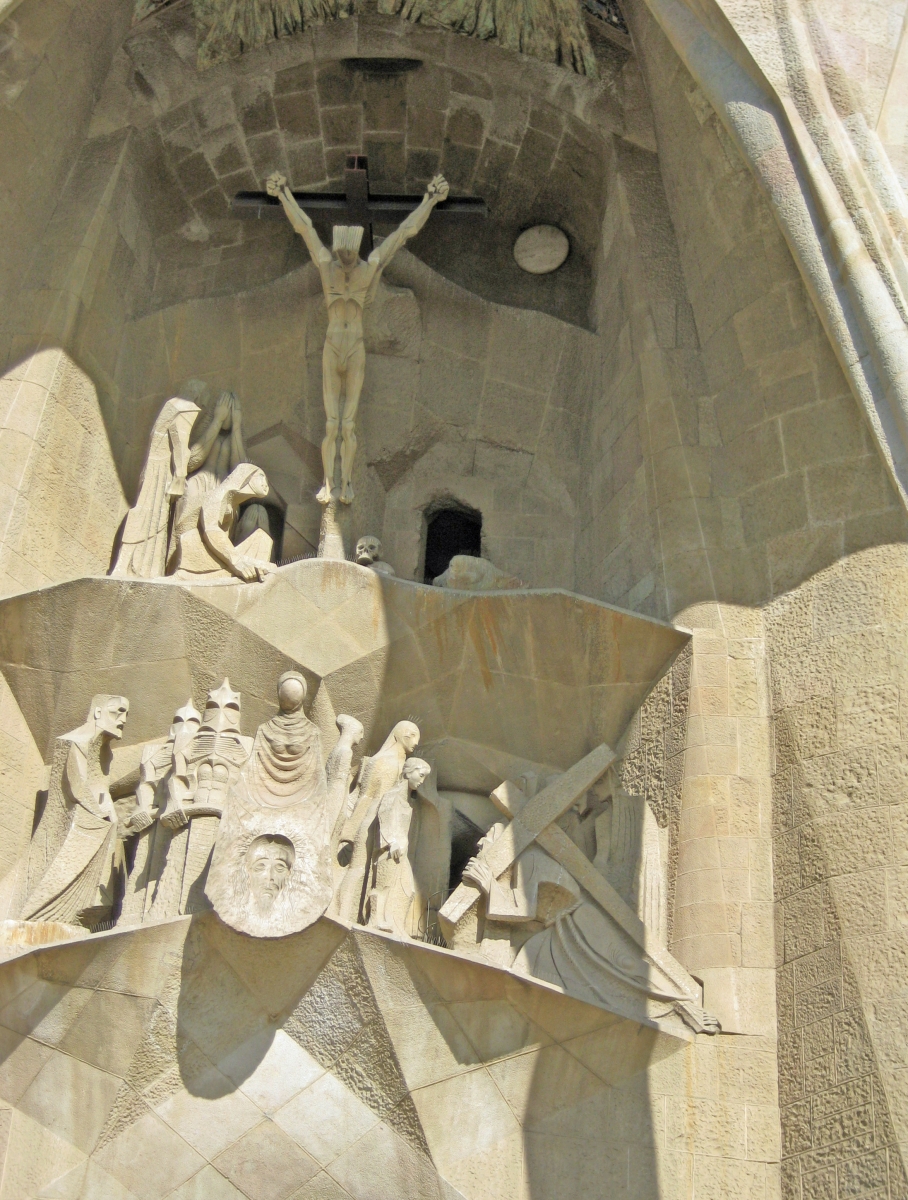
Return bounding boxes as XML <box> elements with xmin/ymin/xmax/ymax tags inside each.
<box><xmin>206</xmin><ymin>671</ymin><xmax>334</xmax><ymax>937</ymax></box>
<box><xmin>22</xmin><ymin>695</ymin><xmax>134</xmax><ymax>929</ymax></box>
<box><xmin>120</xmin><ymin>683</ymin><xmax>254</xmax><ymax>924</ymax></box>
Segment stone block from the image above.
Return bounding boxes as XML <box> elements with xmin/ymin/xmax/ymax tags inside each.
<box><xmin>713</xmin><ymin>423</ymin><xmax>785</xmax><ymax>498</ymax></box>
<box><xmin>740</xmin><ymin>473</ymin><xmax>808</xmax><ymax>547</ymax></box>
<box><xmin>213</xmin><ymin>1119</ymin><xmax>321</xmax><ymax>1198</ymax></box>
<box><xmin>781</xmin><ymin>399</ymin><xmax>865</xmax><ymax>471</ymax></box>
<box><xmin>418</xmin><ymin>347</ymin><xmax>484</xmax><ymax>428</ymax></box>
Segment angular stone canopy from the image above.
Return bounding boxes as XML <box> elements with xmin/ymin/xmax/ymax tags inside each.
<box><xmin>0</xmin><ymin>561</ymin><xmax>688</xmax><ymax>769</ymax></box>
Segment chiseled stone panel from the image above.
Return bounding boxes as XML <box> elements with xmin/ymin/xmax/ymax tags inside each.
<box><xmin>0</xmin><ymin>351</ymin><xmax>127</xmax><ymax>601</ymax></box>
<box><xmin>768</xmin><ymin>545</ymin><xmax>908</xmax><ymax>1200</ymax></box>
<box><xmin>0</xmin><ymin>911</ymin><xmax>770</xmax><ymax>1200</ymax></box>
<box><xmin>619</xmin><ymin>639</ymin><xmax>691</xmax><ymax>943</ymax></box>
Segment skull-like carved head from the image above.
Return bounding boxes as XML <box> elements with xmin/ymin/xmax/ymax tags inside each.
<box><xmin>355</xmin><ymin>536</ymin><xmax>382</xmax><ymax>566</ymax></box>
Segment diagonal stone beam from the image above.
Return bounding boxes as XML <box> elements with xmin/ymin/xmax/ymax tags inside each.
<box><xmin>438</xmin><ymin>742</ymin><xmax>615</xmax><ymax>930</ymax></box>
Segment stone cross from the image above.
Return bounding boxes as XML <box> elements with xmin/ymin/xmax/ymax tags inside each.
<box><xmin>231</xmin><ymin>154</ymin><xmax>487</xmax><ymax>254</ymax></box>
<box><xmin>437</xmin><ymin>742</ymin><xmax>703</xmax><ymax>1003</ymax></box>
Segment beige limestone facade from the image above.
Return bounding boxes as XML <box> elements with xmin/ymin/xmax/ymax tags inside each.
<box><xmin>0</xmin><ymin>0</ymin><xmax>908</xmax><ymax>1196</ymax></box>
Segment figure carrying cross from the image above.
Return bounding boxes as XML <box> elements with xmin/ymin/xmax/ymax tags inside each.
<box><xmin>264</xmin><ymin>168</ymin><xmax>450</xmax><ymax>505</ymax></box>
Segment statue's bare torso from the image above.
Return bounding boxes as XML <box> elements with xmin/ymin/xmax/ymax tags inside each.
<box><xmin>267</xmin><ymin>171</ymin><xmax>449</xmax><ymax>504</ymax></box>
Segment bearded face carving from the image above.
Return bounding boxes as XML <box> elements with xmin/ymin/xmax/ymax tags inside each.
<box><xmin>247</xmin><ymin>835</ymin><xmax>295</xmax><ymax>913</ymax></box>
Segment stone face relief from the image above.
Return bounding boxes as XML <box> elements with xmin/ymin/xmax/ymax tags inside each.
<box><xmin>111</xmin><ymin>398</ymin><xmax>200</xmax><ymax>580</ymax></box>
<box><xmin>206</xmin><ymin>671</ymin><xmax>333</xmax><ymax>936</ymax></box>
<box><xmin>22</xmin><ymin>695</ymin><xmax>133</xmax><ymax>927</ymax></box>
<box><xmin>355</xmin><ymin>535</ymin><xmax>395</xmax><ymax>576</ymax></box>
<box><xmin>266</xmin><ymin>170</ymin><xmax>450</xmax><ymax>505</ymax></box>
<box><xmin>16</xmin><ymin>668</ymin><xmax>707</xmax><ymax>1033</ymax></box>
<box><xmin>433</xmin><ymin>554</ymin><xmax>525</xmax><ymax>590</ymax></box>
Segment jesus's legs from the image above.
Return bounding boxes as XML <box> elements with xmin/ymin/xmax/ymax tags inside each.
<box><xmin>339</xmin><ymin>342</ymin><xmax>366</xmax><ymax>504</ymax></box>
<box><xmin>318</xmin><ymin>341</ymin><xmax>343</xmax><ymax>504</ymax></box>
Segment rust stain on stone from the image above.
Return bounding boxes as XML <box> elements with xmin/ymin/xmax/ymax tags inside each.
<box><xmin>467</xmin><ymin>598</ymin><xmax>502</xmax><ymax>690</ymax></box>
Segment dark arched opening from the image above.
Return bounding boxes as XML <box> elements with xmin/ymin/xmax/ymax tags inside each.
<box><xmin>424</xmin><ymin>506</ymin><xmax>482</xmax><ymax>584</ymax></box>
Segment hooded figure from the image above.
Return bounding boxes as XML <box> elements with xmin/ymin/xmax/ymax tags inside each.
<box><xmin>112</xmin><ymin>398</ymin><xmax>199</xmax><ymax>579</ymax></box>
<box><xmin>169</xmin><ymin>461</ymin><xmax>274</xmax><ymax>582</ymax></box>
<box><xmin>23</xmin><ymin>695</ymin><xmax>132</xmax><ymax>927</ymax></box>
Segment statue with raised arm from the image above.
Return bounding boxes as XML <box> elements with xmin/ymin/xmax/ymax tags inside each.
<box><xmin>265</xmin><ymin>170</ymin><xmax>450</xmax><ymax>505</ymax></box>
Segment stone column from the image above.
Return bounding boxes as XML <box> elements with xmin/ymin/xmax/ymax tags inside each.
<box><xmin>672</xmin><ymin>602</ymin><xmax>776</xmax><ymax>1037</ymax></box>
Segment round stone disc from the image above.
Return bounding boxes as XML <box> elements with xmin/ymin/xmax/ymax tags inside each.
<box><xmin>513</xmin><ymin>225</ymin><xmax>570</xmax><ymax>274</ymax></box>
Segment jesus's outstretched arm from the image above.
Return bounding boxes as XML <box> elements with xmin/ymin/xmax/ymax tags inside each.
<box><xmin>266</xmin><ymin>172</ymin><xmax>332</xmax><ymax>266</ymax></box>
<box><xmin>369</xmin><ymin>174</ymin><xmax>449</xmax><ymax>270</ymax></box>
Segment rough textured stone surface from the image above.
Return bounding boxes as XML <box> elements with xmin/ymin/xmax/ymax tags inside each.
<box><xmin>0</xmin><ymin>913</ymin><xmax>755</xmax><ymax>1200</ymax></box>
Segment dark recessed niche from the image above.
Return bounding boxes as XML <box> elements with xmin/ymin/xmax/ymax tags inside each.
<box><xmin>235</xmin><ymin>501</ymin><xmax>284</xmax><ymax>562</ymax></box>
<box><xmin>448</xmin><ymin>810</ymin><xmax>486</xmax><ymax>893</ymax></box>
<box><xmin>424</xmin><ymin>506</ymin><xmax>482</xmax><ymax>584</ymax></box>
<box><xmin>341</xmin><ymin>57</ymin><xmax>423</xmax><ymax>75</ymax></box>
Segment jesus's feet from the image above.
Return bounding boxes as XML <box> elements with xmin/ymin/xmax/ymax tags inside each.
<box><xmin>316</xmin><ymin>482</ymin><xmax>333</xmax><ymax>505</ymax></box>
<box><xmin>340</xmin><ymin>481</ymin><xmax>355</xmax><ymax>505</ymax></box>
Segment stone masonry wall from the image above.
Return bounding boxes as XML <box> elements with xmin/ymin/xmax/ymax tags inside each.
<box><xmin>768</xmin><ymin>544</ymin><xmax>908</xmax><ymax>1200</ymax></box>
<box><xmin>112</xmin><ymin>249</ymin><xmax>594</xmax><ymax>587</ymax></box>
<box><xmin>615</xmin><ymin>0</ymin><xmax>908</xmax><ymax>620</ymax></box>
<box><xmin>0</xmin><ymin>0</ymin><xmax>131</xmax><ymax>374</ymax></box>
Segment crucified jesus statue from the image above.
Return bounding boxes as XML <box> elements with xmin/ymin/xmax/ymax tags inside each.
<box><xmin>266</xmin><ymin>171</ymin><xmax>450</xmax><ymax>505</ymax></box>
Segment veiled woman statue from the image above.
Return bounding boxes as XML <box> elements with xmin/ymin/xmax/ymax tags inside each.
<box><xmin>111</xmin><ymin>398</ymin><xmax>199</xmax><ymax>579</ymax></box>
<box><xmin>206</xmin><ymin>671</ymin><xmax>333</xmax><ymax>936</ymax></box>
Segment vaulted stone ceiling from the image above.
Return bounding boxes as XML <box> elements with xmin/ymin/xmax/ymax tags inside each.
<box><xmin>91</xmin><ymin>7</ymin><xmax>637</xmax><ymax>324</ymax></box>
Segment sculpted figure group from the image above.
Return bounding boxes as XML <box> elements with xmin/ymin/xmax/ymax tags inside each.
<box><xmin>26</xmin><ymin>678</ymin><xmax>437</xmax><ymax>944</ymax></box>
<box><xmin>22</xmin><ymin>682</ymin><xmax>717</xmax><ymax>1032</ymax></box>
<box><xmin>113</xmin><ymin>390</ymin><xmax>276</xmax><ymax>584</ymax></box>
